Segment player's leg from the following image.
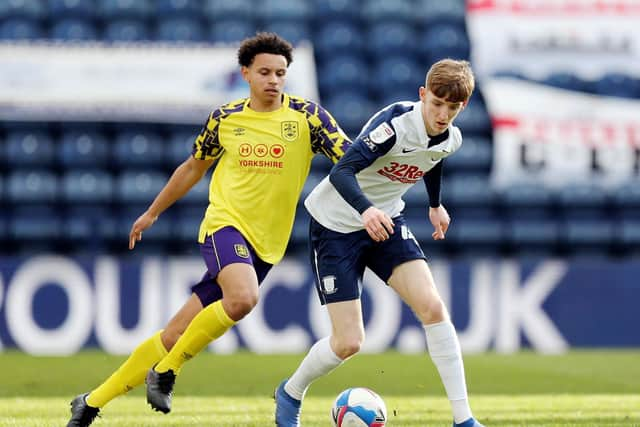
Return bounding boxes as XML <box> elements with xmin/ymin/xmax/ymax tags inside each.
<box><xmin>388</xmin><ymin>259</ymin><xmax>483</xmax><ymax>427</ymax></box>
<box><xmin>369</xmin><ymin>216</ymin><xmax>483</xmax><ymax>427</ymax></box>
<box><xmin>66</xmin><ymin>294</ymin><xmax>204</xmax><ymax>427</ymax></box>
<box><xmin>276</xmin><ymin>300</ymin><xmax>364</xmax><ymax>427</ymax></box>
<box><xmin>287</xmin><ymin>299</ymin><xmax>364</xmax><ymax>397</ymax></box>
<box><xmin>276</xmin><ymin>219</ymin><xmax>368</xmax><ymax>427</ymax></box>
<box><xmin>153</xmin><ymin>263</ymin><xmax>257</xmax><ymax>375</ymax></box>
<box><xmin>146</xmin><ymin>227</ymin><xmax>270</xmax><ymax>413</ymax></box>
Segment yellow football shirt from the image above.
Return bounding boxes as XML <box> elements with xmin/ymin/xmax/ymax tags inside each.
<box><xmin>192</xmin><ymin>93</ymin><xmax>351</xmax><ymax>264</ymax></box>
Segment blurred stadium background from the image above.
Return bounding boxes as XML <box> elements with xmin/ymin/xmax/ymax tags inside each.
<box><xmin>0</xmin><ymin>0</ymin><xmax>639</xmax><ymax>425</ymax></box>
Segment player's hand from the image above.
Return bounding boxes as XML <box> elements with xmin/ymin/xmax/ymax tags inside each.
<box><xmin>428</xmin><ymin>205</ymin><xmax>450</xmax><ymax>240</ymax></box>
<box><xmin>128</xmin><ymin>211</ymin><xmax>158</xmax><ymax>250</ymax></box>
<box><xmin>362</xmin><ymin>207</ymin><xmax>394</xmax><ymax>242</ymax></box>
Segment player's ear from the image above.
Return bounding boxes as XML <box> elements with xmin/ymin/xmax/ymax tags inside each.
<box><xmin>240</xmin><ymin>66</ymin><xmax>250</xmax><ymax>82</ymax></box>
<box><xmin>419</xmin><ymin>86</ymin><xmax>426</xmax><ymax>101</ymax></box>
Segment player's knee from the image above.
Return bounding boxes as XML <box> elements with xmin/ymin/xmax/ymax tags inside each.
<box><xmin>225</xmin><ymin>292</ymin><xmax>258</xmax><ymax>320</ymax></box>
<box><xmin>416</xmin><ymin>298</ymin><xmax>447</xmax><ymax>324</ymax></box>
<box><xmin>333</xmin><ymin>335</ymin><xmax>364</xmax><ymax>359</ymax></box>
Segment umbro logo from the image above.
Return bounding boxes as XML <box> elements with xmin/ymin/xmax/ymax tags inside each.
<box><xmin>402</xmin><ymin>148</ymin><xmax>417</xmax><ymax>153</ymax></box>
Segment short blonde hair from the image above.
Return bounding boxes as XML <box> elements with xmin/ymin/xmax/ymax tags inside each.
<box><xmin>426</xmin><ymin>59</ymin><xmax>475</xmax><ymax>103</ymax></box>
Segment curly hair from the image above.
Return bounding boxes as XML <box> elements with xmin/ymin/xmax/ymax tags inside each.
<box><xmin>237</xmin><ymin>32</ymin><xmax>293</xmax><ymax>67</ymax></box>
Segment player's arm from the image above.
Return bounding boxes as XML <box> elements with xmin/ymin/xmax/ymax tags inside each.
<box><xmin>308</xmin><ymin>103</ymin><xmax>352</xmax><ymax>163</ymax></box>
<box><xmin>423</xmin><ymin>161</ymin><xmax>450</xmax><ymax>240</ymax></box>
<box><xmin>129</xmin><ymin>156</ymin><xmax>214</xmax><ymax>249</ymax></box>
<box><xmin>129</xmin><ymin>112</ymin><xmax>223</xmax><ymax>249</ymax></box>
<box><xmin>330</xmin><ymin>132</ymin><xmax>395</xmax><ymax>242</ymax></box>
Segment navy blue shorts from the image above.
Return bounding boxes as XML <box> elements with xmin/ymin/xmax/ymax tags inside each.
<box><xmin>309</xmin><ymin>214</ymin><xmax>426</xmax><ymax>305</ymax></box>
<box><xmin>192</xmin><ymin>226</ymin><xmax>273</xmax><ymax>307</ymax></box>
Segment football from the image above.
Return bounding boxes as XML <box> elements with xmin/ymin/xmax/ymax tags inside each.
<box><xmin>331</xmin><ymin>387</ymin><xmax>388</xmax><ymax>427</ymax></box>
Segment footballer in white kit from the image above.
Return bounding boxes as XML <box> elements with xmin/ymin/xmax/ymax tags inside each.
<box><xmin>276</xmin><ymin>59</ymin><xmax>485</xmax><ymax>427</ymax></box>
<box><xmin>304</xmin><ymin>100</ymin><xmax>462</xmax><ymax>302</ymax></box>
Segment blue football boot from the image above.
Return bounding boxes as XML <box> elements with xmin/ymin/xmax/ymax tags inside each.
<box><xmin>274</xmin><ymin>379</ymin><xmax>301</xmax><ymax>427</ymax></box>
<box><xmin>454</xmin><ymin>417</ymin><xmax>485</xmax><ymax>427</ymax></box>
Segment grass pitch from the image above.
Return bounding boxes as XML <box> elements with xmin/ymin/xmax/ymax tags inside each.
<box><xmin>1</xmin><ymin>350</ymin><xmax>639</xmax><ymax>426</ymax></box>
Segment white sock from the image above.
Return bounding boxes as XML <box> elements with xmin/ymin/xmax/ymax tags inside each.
<box><xmin>285</xmin><ymin>336</ymin><xmax>343</xmax><ymax>400</ymax></box>
<box><xmin>424</xmin><ymin>321</ymin><xmax>472</xmax><ymax>424</ymax></box>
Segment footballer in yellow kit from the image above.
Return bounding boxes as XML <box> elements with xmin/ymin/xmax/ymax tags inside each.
<box><xmin>194</xmin><ymin>93</ymin><xmax>350</xmax><ymax>264</ymax></box>
<box><xmin>66</xmin><ymin>33</ymin><xmax>352</xmax><ymax>426</ymax></box>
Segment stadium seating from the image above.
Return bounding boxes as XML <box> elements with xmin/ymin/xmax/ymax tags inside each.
<box><xmin>6</xmin><ymin>170</ymin><xmax>58</xmax><ymax>203</ymax></box>
<box><xmin>209</xmin><ymin>19</ymin><xmax>256</xmax><ymax>44</ymax></box>
<box><xmin>321</xmin><ymin>91</ymin><xmax>375</xmax><ymax>137</ymax></box>
<box><xmin>98</xmin><ymin>0</ymin><xmax>152</xmax><ymax>20</ymax></box>
<box><xmin>557</xmin><ymin>182</ymin><xmax>608</xmax><ymax>220</ymax></box>
<box><xmin>113</xmin><ymin>129</ymin><xmax>165</xmax><ymax>167</ymax></box>
<box><xmin>172</xmin><ymin>207</ymin><xmax>205</xmax><ymax>242</ymax></box>
<box><xmin>415</xmin><ymin>0</ymin><xmax>466</xmax><ymax>26</ymax></box>
<box><xmin>0</xmin><ymin>0</ymin><xmax>638</xmax><ymax>259</ymax></box>
<box><xmin>6</xmin><ymin>130</ymin><xmax>55</xmax><ymax>167</ymax></box>
<box><xmin>313</xmin><ymin>0</ymin><xmax>361</xmax><ymax>22</ymax></box>
<box><xmin>313</xmin><ymin>21</ymin><xmax>364</xmax><ymax>62</ymax></box>
<box><xmin>255</xmin><ymin>0</ymin><xmax>312</xmax><ymax>21</ymax></box>
<box><xmin>260</xmin><ymin>21</ymin><xmax>311</xmax><ymax>46</ymax></box>
<box><xmin>318</xmin><ymin>55</ymin><xmax>369</xmax><ymax>95</ymax></box>
<box><xmin>418</xmin><ymin>23</ymin><xmax>470</xmax><ymax>64</ymax></box>
<box><xmin>445</xmin><ymin>136</ymin><xmax>492</xmax><ymax>174</ymax></box>
<box><xmin>48</xmin><ymin>0</ymin><xmax>95</xmax><ymax>19</ymax></box>
<box><xmin>499</xmin><ymin>181</ymin><xmax>555</xmax><ymax>220</ymax></box>
<box><xmin>178</xmin><ymin>171</ymin><xmax>210</xmax><ymax>206</ymax></box>
<box><xmin>446</xmin><ymin>218</ymin><xmax>505</xmax><ymax>257</ymax></box>
<box><xmin>166</xmin><ymin>130</ymin><xmax>197</xmax><ymax>166</ymax></box>
<box><xmin>50</xmin><ymin>18</ymin><xmax>98</xmax><ymax>40</ymax></box>
<box><xmin>0</xmin><ymin>18</ymin><xmax>43</xmax><ymax>39</ymax></box>
<box><xmin>9</xmin><ymin>206</ymin><xmax>63</xmax><ymax>242</ymax></box>
<box><xmin>0</xmin><ymin>0</ymin><xmax>45</xmax><ymax>20</ymax></box>
<box><xmin>372</xmin><ymin>56</ymin><xmax>425</xmax><ymax>102</ymax></box>
<box><xmin>612</xmin><ymin>180</ymin><xmax>640</xmax><ymax>220</ymax></box>
<box><xmin>506</xmin><ymin>218</ymin><xmax>560</xmax><ymax>257</ymax></box>
<box><xmin>104</xmin><ymin>18</ymin><xmax>149</xmax><ymax>41</ymax></box>
<box><xmin>452</xmin><ymin>98</ymin><xmax>493</xmax><ymax>136</ymax></box>
<box><xmin>57</xmin><ymin>130</ymin><xmax>110</xmax><ymax>168</ymax></box>
<box><xmin>156</xmin><ymin>0</ymin><xmax>202</xmax><ymax>18</ymax></box>
<box><xmin>362</xmin><ymin>0</ymin><xmax>414</xmax><ymax>24</ymax></box>
<box><xmin>155</xmin><ymin>17</ymin><xmax>206</xmax><ymax>42</ymax></box>
<box><xmin>61</xmin><ymin>170</ymin><xmax>114</xmax><ymax>203</ymax></box>
<box><xmin>115</xmin><ymin>170</ymin><xmax>167</xmax><ymax>204</ymax></box>
<box><xmin>203</xmin><ymin>0</ymin><xmax>254</xmax><ymax>21</ymax></box>
<box><xmin>366</xmin><ymin>23</ymin><xmax>418</xmax><ymax>57</ymax></box>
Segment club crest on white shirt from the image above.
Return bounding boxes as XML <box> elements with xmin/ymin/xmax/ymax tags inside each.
<box><xmin>369</xmin><ymin>122</ymin><xmax>395</xmax><ymax>144</ymax></box>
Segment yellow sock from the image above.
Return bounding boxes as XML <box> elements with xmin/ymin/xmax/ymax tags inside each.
<box><xmin>155</xmin><ymin>300</ymin><xmax>235</xmax><ymax>374</ymax></box>
<box><xmin>86</xmin><ymin>330</ymin><xmax>168</xmax><ymax>408</ymax></box>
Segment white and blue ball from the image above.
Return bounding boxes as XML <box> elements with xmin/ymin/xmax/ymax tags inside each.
<box><xmin>331</xmin><ymin>387</ymin><xmax>387</xmax><ymax>427</ymax></box>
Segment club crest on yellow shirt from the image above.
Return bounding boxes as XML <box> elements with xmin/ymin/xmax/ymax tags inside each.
<box><xmin>281</xmin><ymin>121</ymin><xmax>298</xmax><ymax>141</ymax></box>
<box><xmin>234</xmin><ymin>244</ymin><xmax>250</xmax><ymax>258</ymax></box>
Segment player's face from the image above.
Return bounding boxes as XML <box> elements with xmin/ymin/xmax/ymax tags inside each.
<box><xmin>242</xmin><ymin>53</ymin><xmax>288</xmax><ymax>110</ymax></box>
<box><xmin>419</xmin><ymin>87</ymin><xmax>465</xmax><ymax>136</ymax></box>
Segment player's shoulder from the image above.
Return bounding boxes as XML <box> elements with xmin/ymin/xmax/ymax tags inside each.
<box><xmin>367</xmin><ymin>101</ymin><xmax>416</xmax><ymax>128</ymax></box>
<box><xmin>210</xmin><ymin>98</ymin><xmax>247</xmax><ymax>120</ymax></box>
<box><xmin>361</xmin><ymin>101</ymin><xmax>415</xmax><ymax>136</ymax></box>
<box><xmin>286</xmin><ymin>94</ymin><xmax>323</xmax><ymax>115</ymax></box>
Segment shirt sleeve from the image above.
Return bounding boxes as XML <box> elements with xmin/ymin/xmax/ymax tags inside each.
<box><xmin>329</xmin><ymin>120</ymin><xmax>397</xmax><ymax>214</ymax></box>
<box><xmin>307</xmin><ymin>103</ymin><xmax>352</xmax><ymax>163</ymax></box>
<box><xmin>423</xmin><ymin>160</ymin><xmax>443</xmax><ymax>208</ymax></box>
<box><xmin>192</xmin><ymin>110</ymin><xmax>225</xmax><ymax>160</ymax></box>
